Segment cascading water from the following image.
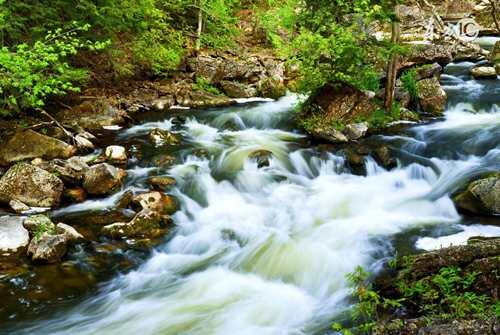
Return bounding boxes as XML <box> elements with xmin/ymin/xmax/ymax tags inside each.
<box><xmin>8</xmin><ymin>61</ymin><xmax>499</xmax><ymax>334</ymax></box>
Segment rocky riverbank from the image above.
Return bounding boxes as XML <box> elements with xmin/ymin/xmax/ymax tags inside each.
<box><xmin>373</xmin><ymin>237</ymin><xmax>500</xmax><ymax>335</ymax></box>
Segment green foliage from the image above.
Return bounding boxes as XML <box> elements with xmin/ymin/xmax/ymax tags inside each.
<box><xmin>31</xmin><ymin>217</ymin><xmax>56</xmax><ymax>240</ymax></box>
<box><xmin>337</xmin><ymin>262</ymin><xmax>498</xmax><ymax>334</ymax></box>
<box><xmin>193</xmin><ymin>77</ymin><xmax>222</xmax><ymax>95</ymax></box>
<box><xmin>0</xmin><ymin>23</ymin><xmax>109</xmax><ymax>115</ymax></box>
<box><xmin>333</xmin><ymin>266</ymin><xmax>404</xmax><ymax>335</ymax></box>
<box><xmin>397</xmin><ymin>266</ymin><xmax>495</xmax><ymax>320</ymax></box>
<box><xmin>0</xmin><ymin>0</ymin><xmax>245</xmax><ymax>111</ymax></box>
<box><xmin>400</xmin><ymin>69</ymin><xmax>419</xmax><ymax>100</ymax></box>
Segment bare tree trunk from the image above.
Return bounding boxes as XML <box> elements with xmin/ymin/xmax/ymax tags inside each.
<box><xmin>489</xmin><ymin>0</ymin><xmax>500</xmax><ymax>33</ymax></box>
<box><xmin>385</xmin><ymin>9</ymin><xmax>401</xmax><ymax>111</ymax></box>
<box><xmin>195</xmin><ymin>0</ymin><xmax>203</xmax><ymax>54</ymax></box>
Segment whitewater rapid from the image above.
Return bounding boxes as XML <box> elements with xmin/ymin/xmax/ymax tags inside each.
<box><xmin>11</xmin><ymin>62</ymin><xmax>499</xmax><ymax>335</ymax></box>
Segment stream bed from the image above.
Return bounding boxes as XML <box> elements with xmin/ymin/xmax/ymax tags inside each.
<box><xmin>1</xmin><ymin>61</ymin><xmax>499</xmax><ymax>334</ymax></box>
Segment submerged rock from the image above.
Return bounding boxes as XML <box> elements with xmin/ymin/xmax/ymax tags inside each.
<box><xmin>470</xmin><ymin>66</ymin><xmax>497</xmax><ymax>79</ymax></box>
<box><xmin>0</xmin><ymin>216</ymin><xmax>29</xmax><ymax>253</ymax></box>
<box><xmin>248</xmin><ymin>150</ymin><xmax>274</xmax><ymax>168</ymax></box>
<box><xmin>27</xmin><ymin>233</ymin><xmax>67</xmax><ymax>263</ymax></box>
<box><xmin>454</xmin><ymin>174</ymin><xmax>500</xmax><ymax>216</ymax></box>
<box><xmin>102</xmin><ymin>209</ymin><xmax>172</xmax><ymax>238</ymax></box>
<box><xmin>0</xmin><ymin>130</ymin><xmax>76</xmax><ymax>166</ymax></box>
<box><xmin>416</xmin><ymin>77</ymin><xmax>447</xmax><ymax>115</ymax></box>
<box><xmin>147</xmin><ymin>176</ymin><xmax>177</xmax><ymax>190</ymax></box>
<box><xmin>0</xmin><ymin>163</ymin><xmax>64</xmax><ymax>208</ymax></box>
<box><xmin>83</xmin><ymin>163</ymin><xmax>127</xmax><ymax>195</ymax></box>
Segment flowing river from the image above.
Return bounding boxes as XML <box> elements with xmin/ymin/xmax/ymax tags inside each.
<box><xmin>4</xmin><ymin>60</ymin><xmax>500</xmax><ymax>334</ymax></box>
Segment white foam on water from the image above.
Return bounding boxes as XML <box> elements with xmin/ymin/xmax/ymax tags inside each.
<box><xmin>17</xmin><ymin>71</ymin><xmax>500</xmax><ymax>334</ymax></box>
<box><xmin>416</xmin><ymin>225</ymin><xmax>500</xmax><ymax>251</ymax></box>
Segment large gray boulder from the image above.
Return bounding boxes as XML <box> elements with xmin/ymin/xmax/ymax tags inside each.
<box><xmin>0</xmin><ymin>163</ymin><xmax>64</xmax><ymax>208</ymax></box>
<box><xmin>83</xmin><ymin>163</ymin><xmax>127</xmax><ymax>195</ymax></box>
<box><xmin>454</xmin><ymin>174</ymin><xmax>500</xmax><ymax>216</ymax></box>
<box><xmin>0</xmin><ymin>130</ymin><xmax>76</xmax><ymax>166</ymax></box>
<box><xmin>0</xmin><ymin>216</ymin><xmax>29</xmax><ymax>253</ymax></box>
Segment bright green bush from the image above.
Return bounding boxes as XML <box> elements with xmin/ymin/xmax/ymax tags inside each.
<box><xmin>0</xmin><ymin>24</ymin><xmax>109</xmax><ymax>115</ymax></box>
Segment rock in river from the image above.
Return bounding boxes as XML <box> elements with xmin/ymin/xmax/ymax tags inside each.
<box><xmin>103</xmin><ymin>209</ymin><xmax>172</xmax><ymax>238</ymax></box>
<box><xmin>470</xmin><ymin>66</ymin><xmax>498</xmax><ymax>79</ymax></box>
<box><xmin>416</xmin><ymin>77</ymin><xmax>447</xmax><ymax>115</ymax></box>
<box><xmin>27</xmin><ymin>233</ymin><xmax>67</xmax><ymax>263</ymax></box>
<box><xmin>83</xmin><ymin>163</ymin><xmax>127</xmax><ymax>195</ymax></box>
<box><xmin>133</xmin><ymin>191</ymin><xmax>177</xmax><ymax>215</ymax></box>
<box><xmin>0</xmin><ymin>163</ymin><xmax>64</xmax><ymax>208</ymax></box>
<box><xmin>454</xmin><ymin>174</ymin><xmax>500</xmax><ymax>216</ymax></box>
<box><xmin>0</xmin><ymin>216</ymin><xmax>29</xmax><ymax>253</ymax></box>
<box><xmin>0</xmin><ymin>130</ymin><xmax>76</xmax><ymax>166</ymax></box>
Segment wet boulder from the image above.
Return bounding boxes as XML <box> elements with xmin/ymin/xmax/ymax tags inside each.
<box><xmin>149</xmin><ymin>129</ymin><xmax>181</xmax><ymax>146</ymax></box>
<box><xmin>57</xmin><ymin>208</ymin><xmax>136</xmax><ymax>226</ymax></box>
<box><xmin>132</xmin><ymin>191</ymin><xmax>177</xmax><ymax>215</ymax></box>
<box><xmin>56</xmin><ymin>223</ymin><xmax>84</xmax><ymax>243</ymax></box>
<box><xmin>57</xmin><ymin>99</ymin><xmax>128</xmax><ymax>131</ymax></box>
<box><xmin>27</xmin><ymin>233</ymin><xmax>67</xmax><ymax>263</ymax></box>
<box><xmin>0</xmin><ymin>130</ymin><xmax>76</xmax><ymax>166</ymax></box>
<box><xmin>0</xmin><ymin>163</ymin><xmax>64</xmax><ymax>208</ymax></box>
<box><xmin>63</xmin><ymin>187</ymin><xmax>87</xmax><ymax>203</ymax></box>
<box><xmin>0</xmin><ymin>216</ymin><xmax>29</xmax><ymax>253</ymax></box>
<box><xmin>454</xmin><ymin>174</ymin><xmax>500</xmax><ymax>216</ymax></box>
<box><xmin>9</xmin><ymin>199</ymin><xmax>30</xmax><ymax>214</ymax></box>
<box><xmin>83</xmin><ymin>163</ymin><xmax>127</xmax><ymax>195</ymax></box>
<box><xmin>147</xmin><ymin>176</ymin><xmax>177</xmax><ymax>190</ymax></box>
<box><xmin>176</xmin><ymin>89</ymin><xmax>235</xmax><ymax>109</ymax></box>
<box><xmin>470</xmin><ymin>66</ymin><xmax>497</xmax><ymax>79</ymax></box>
<box><xmin>416</xmin><ymin>77</ymin><xmax>447</xmax><ymax>115</ymax></box>
<box><xmin>220</xmin><ymin>81</ymin><xmax>257</xmax><ymax>98</ymax></box>
<box><xmin>102</xmin><ymin>209</ymin><xmax>172</xmax><ymax>238</ymax></box>
<box><xmin>344</xmin><ymin>122</ymin><xmax>369</xmax><ymax>141</ymax></box>
<box><xmin>36</xmin><ymin>156</ymin><xmax>90</xmax><ymax>185</ymax></box>
<box><xmin>104</xmin><ymin>145</ymin><xmax>128</xmax><ymax>164</ymax></box>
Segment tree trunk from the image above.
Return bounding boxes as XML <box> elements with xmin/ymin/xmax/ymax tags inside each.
<box><xmin>195</xmin><ymin>0</ymin><xmax>203</xmax><ymax>54</ymax></box>
<box><xmin>489</xmin><ymin>0</ymin><xmax>500</xmax><ymax>33</ymax></box>
<box><xmin>384</xmin><ymin>9</ymin><xmax>401</xmax><ymax>111</ymax></box>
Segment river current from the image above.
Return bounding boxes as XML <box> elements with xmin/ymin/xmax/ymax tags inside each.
<box><xmin>5</xmin><ymin>60</ymin><xmax>500</xmax><ymax>334</ymax></box>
